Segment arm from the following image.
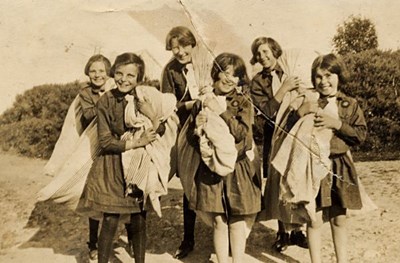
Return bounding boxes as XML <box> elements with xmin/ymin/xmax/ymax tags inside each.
<box><xmin>79</xmin><ymin>89</ymin><xmax>97</xmax><ymax>124</ymax></box>
<box><xmin>220</xmin><ymin>99</ymin><xmax>252</xmax><ymax>143</ymax></box>
<box><xmin>97</xmin><ymin>97</ymin><xmax>126</xmax><ymax>153</ymax></box>
<box><xmin>251</xmin><ymin>77</ymin><xmax>281</xmax><ymax>118</ymax></box>
<box><xmin>334</xmin><ymin>103</ymin><xmax>367</xmax><ymax>146</ymax></box>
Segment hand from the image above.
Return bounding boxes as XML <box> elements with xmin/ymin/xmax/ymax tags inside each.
<box><xmin>297</xmin><ymin>100</ymin><xmax>319</xmax><ymax>117</ymax></box>
<box><xmin>281</xmin><ymin>76</ymin><xmax>301</xmax><ymax>93</ymax></box>
<box><xmin>203</xmin><ymin>96</ymin><xmax>225</xmax><ymax>115</ymax></box>
<box><xmin>314</xmin><ymin>111</ymin><xmax>342</xmax><ymax>130</ymax></box>
<box><xmin>137</xmin><ymin>96</ymin><xmax>156</xmax><ymax>120</ymax></box>
<box><xmin>138</xmin><ymin>128</ymin><xmax>157</xmax><ymax>146</ymax></box>
<box><xmin>195</xmin><ymin>111</ymin><xmax>207</xmax><ymax>128</ymax></box>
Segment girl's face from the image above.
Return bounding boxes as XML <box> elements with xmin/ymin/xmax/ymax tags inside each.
<box><xmin>214</xmin><ymin>65</ymin><xmax>239</xmax><ymax>94</ymax></box>
<box><xmin>171</xmin><ymin>38</ymin><xmax>193</xmax><ymax>65</ymax></box>
<box><xmin>114</xmin><ymin>64</ymin><xmax>139</xmax><ymax>93</ymax></box>
<box><xmin>256</xmin><ymin>43</ymin><xmax>277</xmax><ymax>70</ymax></box>
<box><xmin>88</xmin><ymin>61</ymin><xmax>108</xmax><ymax>88</ymax></box>
<box><xmin>314</xmin><ymin>67</ymin><xmax>339</xmax><ymax>97</ymax></box>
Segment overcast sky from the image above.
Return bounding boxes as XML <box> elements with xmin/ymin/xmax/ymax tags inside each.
<box><xmin>1</xmin><ymin>0</ymin><xmax>399</xmax><ymax>113</ymax></box>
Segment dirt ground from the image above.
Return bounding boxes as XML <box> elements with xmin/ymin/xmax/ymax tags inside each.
<box><xmin>0</xmin><ymin>152</ymin><xmax>399</xmax><ymax>263</ymax></box>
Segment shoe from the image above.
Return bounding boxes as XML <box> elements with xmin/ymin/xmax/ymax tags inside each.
<box><xmin>88</xmin><ymin>248</ymin><xmax>98</xmax><ymax>260</ymax></box>
<box><xmin>290</xmin><ymin>230</ymin><xmax>308</xmax><ymax>249</ymax></box>
<box><xmin>174</xmin><ymin>240</ymin><xmax>194</xmax><ymax>259</ymax></box>
<box><xmin>272</xmin><ymin>232</ymin><xmax>290</xmax><ymax>252</ymax></box>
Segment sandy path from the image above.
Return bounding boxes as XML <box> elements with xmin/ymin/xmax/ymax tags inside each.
<box><xmin>0</xmin><ymin>152</ymin><xmax>399</xmax><ymax>262</ymax></box>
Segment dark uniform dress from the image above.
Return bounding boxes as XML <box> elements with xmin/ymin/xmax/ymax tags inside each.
<box><xmin>188</xmin><ymin>88</ymin><xmax>262</xmax><ymax>215</ymax></box>
<box><xmin>78</xmin><ymin>82</ymin><xmax>103</xmax><ymax>129</ymax></box>
<box><xmin>78</xmin><ymin>89</ymin><xmax>142</xmax><ymax>214</ymax></box>
<box><xmin>161</xmin><ymin>58</ymin><xmax>193</xmax><ymax>126</ymax></box>
<box><xmin>250</xmin><ymin>66</ymin><xmax>284</xmax><ymax>177</ymax></box>
<box><xmin>317</xmin><ymin>92</ymin><xmax>367</xmax><ymax>220</ymax></box>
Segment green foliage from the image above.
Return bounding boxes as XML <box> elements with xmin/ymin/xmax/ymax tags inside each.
<box><xmin>0</xmin><ymin>81</ymin><xmax>80</xmax><ymax>158</ymax></box>
<box><xmin>333</xmin><ymin>15</ymin><xmax>378</xmax><ymax>55</ymax></box>
<box><xmin>342</xmin><ymin>49</ymin><xmax>400</xmax><ymax>159</ymax></box>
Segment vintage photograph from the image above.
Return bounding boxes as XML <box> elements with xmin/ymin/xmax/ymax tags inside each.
<box><xmin>0</xmin><ymin>0</ymin><xmax>399</xmax><ymax>262</ymax></box>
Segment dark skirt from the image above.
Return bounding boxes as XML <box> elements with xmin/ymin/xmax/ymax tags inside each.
<box><xmin>77</xmin><ymin>153</ymin><xmax>142</xmax><ymax>215</ymax></box>
<box><xmin>189</xmin><ymin>155</ymin><xmax>262</xmax><ymax>216</ymax></box>
<box><xmin>318</xmin><ymin>153</ymin><xmax>362</xmax><ymax>210</ymax></box>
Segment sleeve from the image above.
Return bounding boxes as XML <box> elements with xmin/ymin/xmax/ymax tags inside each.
<box><xmin>251</xmin><ymin>77</ymin><xmax>281</xmax><ymax>118</ymax></box>
<box><xmin>161</xmin><ymin>66</ymin><xmax>186</xmax><ymax>113</ymax></box>
<box><xmin>97</xmin><ymin>97</ymin><xmax>126</xmax><ymax>153</ymax></box>
<box><xmin>79</xmin><ymin>89</ymin><xmax>97</xmax><ymax>125</ymax></box>
<box><xmin>161</xmin><ymin>67</ymin><xmax>175</xmax><ymax>94</ymax></box>
<box><xmin>220</xmin><ymin>99</ymin><xmax>252</xmax><ymax>143</ymax></box>
<box><xmin>335</xmin><ymin>102</ymin><xmax>367</xmax><ymax>146</ymax></box>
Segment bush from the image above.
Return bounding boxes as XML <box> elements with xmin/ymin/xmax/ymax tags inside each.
<box><xmin>342</xmin><ymin>49</ymin><xmax>400</xmax><ymax>159</ymax></box>
<box><xmin>0</xmin><ymin>81</ymin><xmax>80</xmax><ymax>158</ymax></box>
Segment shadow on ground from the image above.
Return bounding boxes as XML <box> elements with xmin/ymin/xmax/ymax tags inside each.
<box><xmin>22</xmin><ymin>188</ymin><xmax>299</xmax><ymax>263</ymax></box>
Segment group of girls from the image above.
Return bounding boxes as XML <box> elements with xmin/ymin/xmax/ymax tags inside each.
<box><xmin>42</xmin><ymin>25</ymin><xmax>367</xmax><ymax>263</ymax></box>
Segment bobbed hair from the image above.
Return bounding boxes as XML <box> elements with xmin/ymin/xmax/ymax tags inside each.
<box><xmin>110</xmin><ymin>53</ymin><xmax>145</xmax><ymax>82</ymax></box>
<box><xmin>250</xmin><ymin>37</ymin><xmax>282</xmax><ymax>65</ymax></box>
<box><xmin>84</xmin><ymin>54</ymin><xmax>111</xmax><ymax>76</ymax></box>
<box><xmin>211</xmin><ymin>52</ymin><xmax>249</xmax><ymax>87</ymax></box>
<box><xmin>165</xmin><ymin>26</ymin><xmax>197</xmax><ymax>51</ymax></box>
<box><xmin>311</xmin><ymin>53</ymin><xmax>349</xmax><ymax>87</ymax></box>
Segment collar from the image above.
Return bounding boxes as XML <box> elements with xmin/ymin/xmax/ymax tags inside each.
<box><xmin>260</xmin><ymin>63</ymin><xmax>283</xmax><ymax>78</ymax></box>
<box><xmin>214</xmin><ymin>87</ymin><xmax>238</xmax><ymax>100</ymax></box>
<box><xmin>115</xmin><ymin>88</ymin><xmax>136</xmax><ymax>102</ymax></box>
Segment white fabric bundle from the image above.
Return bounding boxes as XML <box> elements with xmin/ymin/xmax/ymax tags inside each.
<box><xmin>195</xmin><ymin>92</ymin><xmax>237</xmax><ymax>176</ymax></box>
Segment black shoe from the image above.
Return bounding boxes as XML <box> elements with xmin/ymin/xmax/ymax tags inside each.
<box><xmin>174</xmin><ymin>240</ymin><xmax>194</xmax><ymax>259</ymax></box>
<box><xmin>272</xmin><ymin>232</ymin><xmax>290</xmax><ymax>252</ymax></box>
<box><xmin>290</xmin><ymin>230</ymin><xmax>308</xmax><ymax>249</ymax></box>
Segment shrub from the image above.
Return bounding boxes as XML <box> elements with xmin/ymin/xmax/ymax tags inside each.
<box><xmin>342</xmin><ymin>49</ymin><xmax>400</xmax><ymax>159</ymax></box>
<box><xmin>0</xmin><ymin>81</ymin><xmax>80</xmax><ymax>158</ymax></box>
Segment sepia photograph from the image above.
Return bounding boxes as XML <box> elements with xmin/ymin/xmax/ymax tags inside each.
<box><xmin>0</xmin><ymin>0</ymin><xmax>399</xmax><ymax>262</ymax></box>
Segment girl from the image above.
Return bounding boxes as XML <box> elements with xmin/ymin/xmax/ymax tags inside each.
<box><xmin>296</xmin><ymin>53</ymin><xmax>367</xmax><ymax>262</ymax></box>
<box><xmin>161</xmin><ymin>26</ymin><xmax>199</xmax><ymax>259</ymax></box>
<box><xmin>250</xmin><ymin>36</ymin><xmax>307</xmax><ymax>252</ymax></box>
<box><xmin>182</xmin><ymin>53</ymin><xmax>261</xmax><ymax>263</ymax></box>
<box><xmin>78</xmin><ymin>53</ymin><xmax>160</xmax><ymax>263</ymax></box>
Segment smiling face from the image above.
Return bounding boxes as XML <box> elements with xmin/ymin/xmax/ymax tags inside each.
<box><xmin>314</xmin><ymin>67</ymin><xmax>339</xmax><ymax>97</ymax></box>
<box><xmin>256</xmin><ymin>43</ymin><xmax>277</xmax><ymax>70</ymax></box>
<box><xmin>113</xmin><ymin>64</ymin><xmax>139</xmax><ymax>93</ymax></box>
<box><xmin>214</xmin><ymin>65</ymin><xmax>239</xmax><ymax>94</ymax></box>
<box><xmin>88</xmin><ymin>61</ymin><xmax>108</xmax><ymax>88</ymax></box>
<box><xmin>170</xmin><ymin>38</ymin><xmax>193</xmax><ymax>65</ymax></box>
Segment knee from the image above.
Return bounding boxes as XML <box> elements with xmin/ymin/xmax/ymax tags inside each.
<box><xmin>331</xmin><ymin>215</ymin><xmax>346</xmax><ymax>228</ymax></box>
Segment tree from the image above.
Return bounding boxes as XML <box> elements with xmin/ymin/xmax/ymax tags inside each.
<box><xmin>332</xmin><ymin>15</ymin><xmax>378</xmax><ymax>55</ymax></box>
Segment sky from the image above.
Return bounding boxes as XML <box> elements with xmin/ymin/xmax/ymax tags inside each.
<box><xmin>0</xmin><ymin>0</ymin><xmax>399</xmax><ymax>114</ymax></box>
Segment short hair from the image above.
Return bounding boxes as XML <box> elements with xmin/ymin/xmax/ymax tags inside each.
<box><xmin>165</xmin><ymin>26</ymin><xmax>197</xmax><ymax>51</ymax></box>
<box><xmin>84</xmin><ymin>54</ymin><xmax>111</xmax><ymax>76</ymax></box>
<box><xmin>311</xmin><ymin>53</ymin><xmax>349</xmax><ymax>87</ymax></box>
<box><xmin>110</xmin><ymin>53</ymin><xmax>145</xmax><ymax>82</ymax></box>
<box><xmin>211</xmin><ymin>52</ymin><xmax>249</xmax><ymax>87</ymax></box>
<box><xmin>250</xmin><ymin>37</ymin><xmax>282</xmax><ymax>65</ymax></box>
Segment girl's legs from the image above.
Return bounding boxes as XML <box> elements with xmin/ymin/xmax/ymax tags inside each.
<box><xmin>213</xmin><ymin>213</ymin><xmax>229</xmax><ymax>263</ymax></box>
<box><xmin>330</xmin><ymin>214</ymin><xmax>347</xmax><ymax>263</ymax></box>
<box><xmin>129</xmin><ymin>211</ymin><xmax>147</xmax><ymax>263</ymax></box>
<box><xmin>229</xmin><ymin>214</ymin><xmax>257</xmax><ymax>263</ymax></box>
<box><xmin>88</xmin><ymin>217</ymin><xmax>99</xmax><ymax>249</ymax></box>
<box><xmin>307</xmin><ymin>210</ymin><xmax>323</xmax><ymax>263</ymax></box>
<box><xmin>98</xmin><ymin>213</ymin><xmax>120</xmax><ymax>263</ymax></box>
